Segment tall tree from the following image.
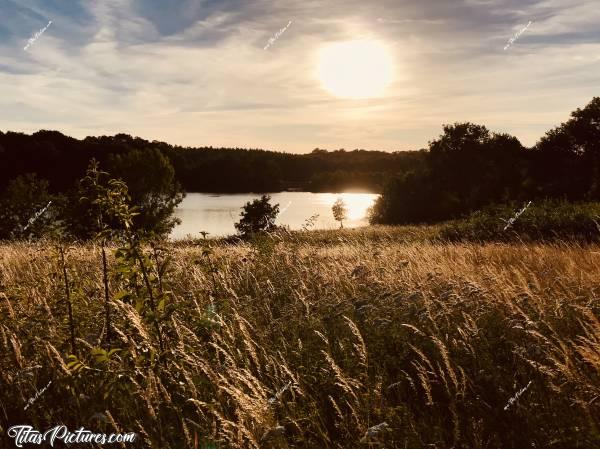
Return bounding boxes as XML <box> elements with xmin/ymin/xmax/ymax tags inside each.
<box><xmin>534</xmin><ymin>97</ymin><xmax>600</xmax><ymax>199</ymax></box>
<box><xmin>108</xmin><ymin>148</ymin><xmax>185</xmax><ymax>236</ymax></box>
<box><xmin>371</xmin><ymin>123</ymin><xmax>527</xmax><ymax>224</ymax></box>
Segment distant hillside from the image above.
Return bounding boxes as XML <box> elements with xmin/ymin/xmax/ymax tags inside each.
<box><xmin>0</xmin><ymin>131</ymin><xmax>426</xmax><ymax>193</ymax></box>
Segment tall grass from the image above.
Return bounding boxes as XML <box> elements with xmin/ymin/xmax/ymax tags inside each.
<box><xmin>0</xmin><ymin>231</ymin><xmax>599</xmax><ymax>448</ymax></box>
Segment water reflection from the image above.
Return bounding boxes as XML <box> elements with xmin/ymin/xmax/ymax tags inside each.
<box><xmin>170</xmin><ymin>192</ymin><xmax>378</xmax><ymax>239</ymax></box>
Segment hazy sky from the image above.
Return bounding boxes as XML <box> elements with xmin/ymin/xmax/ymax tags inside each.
<box><xmin>1</xmin><ymin>0</ymin><xmax>599</xmax><ymax>153</ymax></box>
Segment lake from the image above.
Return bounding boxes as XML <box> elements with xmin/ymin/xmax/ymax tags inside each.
<box><xmin>170</xmin><ymin>192</ymin><xmax>379</xmax><ymax>239</ymax></box>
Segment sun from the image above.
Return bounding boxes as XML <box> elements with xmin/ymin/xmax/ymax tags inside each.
<box><xmin>316</xmin><ymin>39</ymin><xmax>394</xmax><ymax>99</ymax></box>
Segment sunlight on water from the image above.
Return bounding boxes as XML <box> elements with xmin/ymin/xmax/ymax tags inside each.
<box><xmin>171</xmin><ymin>192</ymin><xmax>379</xmax><ymax>239</ymax></box>
<box><xmin>317</xmin><ymin>193</ymin><xmax>378</xmax><ymax>220</ymax></box>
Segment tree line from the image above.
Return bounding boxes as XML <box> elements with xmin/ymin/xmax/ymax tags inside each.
<box><xmin>0</xmin><ymin>132</ymin><xmax>423</xmax><ymax>195</ymax></box>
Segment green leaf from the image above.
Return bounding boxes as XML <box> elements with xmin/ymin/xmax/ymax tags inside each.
<box><xmin>91</xmin><ymin>348</ymin><xmax>108</xmax><ymax>363</ymax></box>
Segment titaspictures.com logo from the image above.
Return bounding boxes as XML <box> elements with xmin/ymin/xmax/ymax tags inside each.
<box><xmin>7</xmin><ymin>425</ymin><xmax>137</xmax><ymax>447</ymax></box>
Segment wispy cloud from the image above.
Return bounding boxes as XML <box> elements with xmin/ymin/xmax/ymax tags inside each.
<box><xmin>0</xmin><ymin>0</ymin><xmax>598</xmax><ymax>152</ymax></box>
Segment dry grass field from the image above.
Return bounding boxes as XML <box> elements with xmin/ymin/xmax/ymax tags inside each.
<box><xmin>1</xmin><ymin>227</ymin><xmax>599</xmax><ymax>448</ymax></box>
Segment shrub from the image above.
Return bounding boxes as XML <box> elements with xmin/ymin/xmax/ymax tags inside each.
<box><xmin>234</xmin><ymin>194</ymin><xmax>280</xmax><ymax>236</ymax></box>
<box><xmin>439</xmin><ymin>200</ymin><xmax>600</xmax><ymax>242</ymax></box>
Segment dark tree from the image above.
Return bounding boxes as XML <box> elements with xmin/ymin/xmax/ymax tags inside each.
<box><xmin>371</xmin><ymin>123</ymin><xmax>527</xmax><ymax>224</ymax></box>
<box><xmin>428</xmin><ymin>123</ymin><xmax>526</xmax><ymax>213</ymax></box>
<box><xmin>533</xmin><ymin>97</ymin><xmax>600</xmax><ymax>200</ymax></box>
<box><xmin>234</xmin><ymin>195</ymin><xmax>280</xmax><ymax>236</ymax></box>
<box><xmin>0</xmin><ymin>174</ymin><xmax>54</xmax><ymax>239</ymax></box>
<box><xmin>107</xmin><ymin>147</ymin><xmax>185</xmax><ymax>236</ymax></box>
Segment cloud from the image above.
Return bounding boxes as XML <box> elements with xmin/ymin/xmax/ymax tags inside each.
<box><xmin>0</xmin><ymin>0</ymin><xmax>598</xmax><ymax>152</ymax></box>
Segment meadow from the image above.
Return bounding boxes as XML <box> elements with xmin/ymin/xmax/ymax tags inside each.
<box><xmin>1</xmin><ymin>227</ymin><xmax>599</xmax><ymax>448</ymax></box>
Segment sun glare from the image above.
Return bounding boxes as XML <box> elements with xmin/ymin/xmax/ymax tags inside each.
<box><xmin>322</xmin><ymin>193</ymin><xmax>377</xmax><ymax>221</ymax></box>
<box><xmin>316</xmin><ymin>39</ymin><xmax>394</xmax><ymax>99</ymax></box>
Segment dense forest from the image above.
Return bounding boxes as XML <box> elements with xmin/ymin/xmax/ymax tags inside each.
<box><xmin>0</xmin><ymin>132</ymin><xmax>424</xmax><ymax>194</ymax></box>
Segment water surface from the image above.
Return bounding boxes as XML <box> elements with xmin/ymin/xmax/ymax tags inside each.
<box><xmin>171</xmin><ymin>192</ymin><xmax>378</xmax><ymax>239</ymax></box>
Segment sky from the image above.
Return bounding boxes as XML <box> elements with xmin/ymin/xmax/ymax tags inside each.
<box><xmin>1</xmin><ymin>0</ymin><xmax>599</xmax><ymax>153</ymax></box>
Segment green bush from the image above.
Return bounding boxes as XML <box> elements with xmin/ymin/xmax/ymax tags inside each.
<box><xmin>234</xmin><ymin>195</ymin><xmax>280</xmax><ymax>237</ymax></box>
<box><xmin>439</xmin><ymin>200</ymin><xmax>600</xmax><ymax>242</ymax></box>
